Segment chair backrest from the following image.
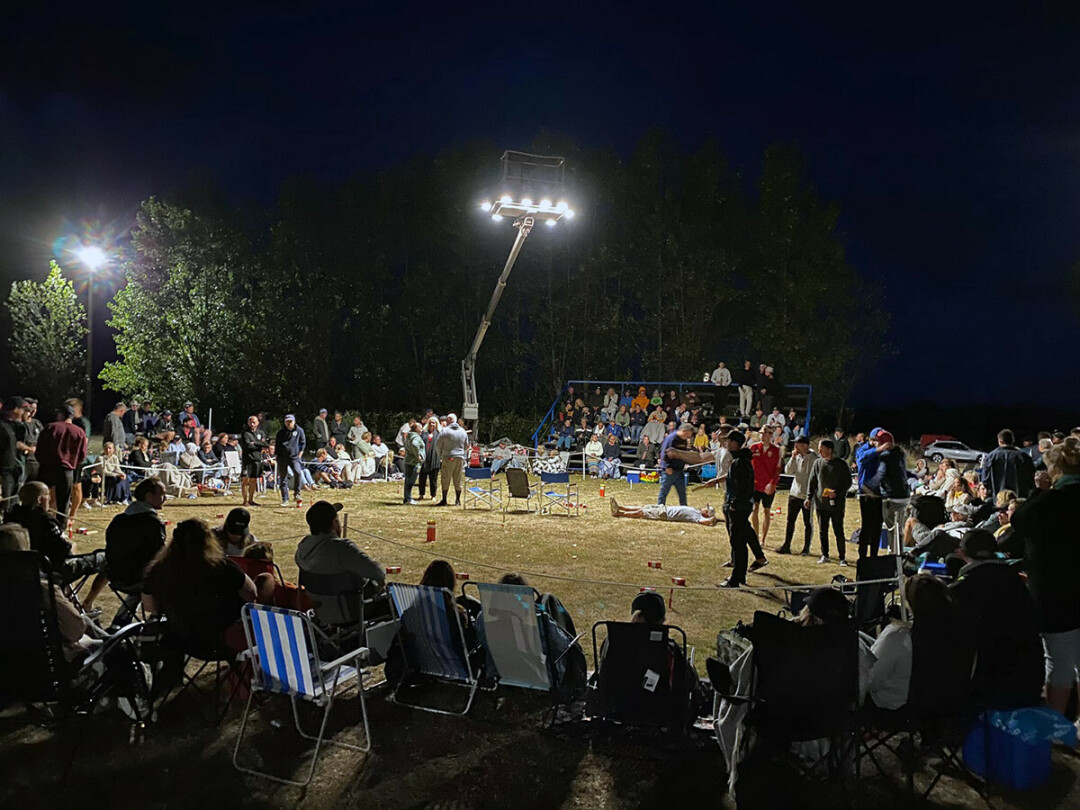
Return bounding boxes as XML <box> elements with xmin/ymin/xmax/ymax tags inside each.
<box><xmin>749</xmin><ymin>610</ymin><xmax>859</xmax><ymax>741</ymax></box>
<box><xmin>242</xmin><ymin>603</ymin><xmax>320</xmax><ymax>698</ymax></box>
<box><xmin>854</xmin><ymin>554</ymin><xmax>899</xmax><ymax>631</ymax></box>
<box><xmin>223</xmin><ymin>450</ymin><xmax>241</xmax><ymax>475</ymax></box>
<box><xmin>504</xmin><ymin>467</ymin><xmax>533</xmax><ymax>498</ymax></box>
<box><xmin>909</xmin><ymin>605</ymin><xmax>975</xmax><ymax>723</ymax></box>
<box><xmin>541</xmin><ymin>471</ymin><xmax>570</xmax><ymax>486</ymax></box>
<box><xmin>591</xmin><ymin>621</ymin><xmax>691</xmax><ymax>728</ymax></box>
<box><xmin>465</xmin><ymin>467</ymin><xmax>492</xmax><ymax>482</ymax></box>
<box><xmin>0</xmin><ymin>550</ymin><xmax>66</xmax><ymax>703</ymax></box>
<box><xmin>387</xmin><ymin>583</ymin><xmax>473</xmax><ymax>683</ymax></box>
<box><xmin>470</xmin><ymin>583</ymin><xmax>550</xmax><ymax>690</ymax></box>
<box><xmin>298</xmin><ymin>567</ymin><xmax>371</xmax><ymax>625</ymax></box>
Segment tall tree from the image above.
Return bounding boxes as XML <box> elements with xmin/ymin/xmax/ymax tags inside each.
<box><xmin>100</xmin><ymin>197</ymin><xmax>253</xmax><ymax>415</ymax></box>
<box><xmin>5</xmin><ymin>261</ymin><xmax>87</xmax><ymax>408</ymax></box>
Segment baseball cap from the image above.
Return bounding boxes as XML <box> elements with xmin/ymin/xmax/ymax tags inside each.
<box><xmin>305</xmin><ymin>500</ymin><xmax>343</xmax><ymax>531</ymax></box>
<box><xmin>806</xmin><ymin>588</ymin><xmax>850</xmax><ymax>623</ymax></box>
<box><xmin>225</xmin><ymin>507</ymin><xmax>251</xmax><ymax>534</ymax></box>
<box><xmin>284</xmin><ymin>413</ymin><xmax>296</xmax><ymax>421</ymax></box>
<box><xmin>184</xmin><ymin>401</ymin><xmax>193</xmax><ymax>407</ymax></box>
<box><xmin>869</xmin><ymin>427</ymin><xmax>884</xmax><ymax>439</ymax></box>
<box><xmin>727</xmin><ymin>430</ymin><xmax>746</xmax><ymax>447</ymax></box>
<box><xmin>57</xmin><ymin>403</ymin><xmax>75</xmax><ymax>419</ymax></box>
<box><xmin>876</xmin><ymin>430</ymin><xmax>895</xmax><ymax>445</ymax></box>
<box><xmin>631</xmin><ymin>590</ymin><xmax>666</xmax><ymax>624</ymax></box>
<box><xmin>319</xmin><ymin>408</ymin><xmax>327</xmax><ymax>415</ymax></box>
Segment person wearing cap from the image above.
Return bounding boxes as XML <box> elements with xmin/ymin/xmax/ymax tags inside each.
<box><xmin>868</xmin><ymin>431</ymin><xmax>910</xmax><ymax>552</ymax></box>
<box><xmin>33</xmin><ymin>403</ymin><xmax>88</xmax><ymax>524</ymax></box>
<box><xmin>274</xmin><ymin>414</ymin><xmax>307</xmax><ymax>506</ymax></box>
<box><xmin>295</xmin><ymin>500</ymin><xmax>385</xmax><ymax>628</ymax></box>
<box><xmin>212</xmin><ymin>507</ymin><xmax>259</xmax><ymax>556</ymax></box>
<box><xmin>854</xmin><ymin>427</ymin><xmax>884</xmax><ymax>559</ymax></box>
<box><xmin>778</xmin><ymin>435</ymin><xmax>818</xmax><ymax>555</ymax></box>
<box><xmin>154</xmin><ymin>409</ymin><xmax>177</xmax><ymax>442</ymax></box>
<box><xmin>806</xmin><ymin>438</ymin><xmax>854</xmax><ymax>566</ymax></box>
<box><xmin>238</xmin><ymin>415</ymin><xmax>269</xmax><ymax>506</ymax></box>
<box><xmin>832</xmin><ymin>426</ymin><xmax>851</xmax><ymax>463</ymax></box>
<box><xmin>434</xmin><ymin>414</ymin><xmax>468</xmax><ymax>506</ymax></box>
<box><xmin>719</xmin><ymin>431</ymin><xmax>766</xmax><ymax>588</ymax></box>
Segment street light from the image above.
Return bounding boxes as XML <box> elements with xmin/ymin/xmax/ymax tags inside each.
<box><xmin>77</xmin><ymin>245</ymin><xmax>108</xmax><ymax>419</ymax></box>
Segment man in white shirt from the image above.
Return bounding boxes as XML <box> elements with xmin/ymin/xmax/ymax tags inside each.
<box><xmin>777</xmin><ymin>435</ymin><xmax>818</xmax><ymax>554</ymax></box>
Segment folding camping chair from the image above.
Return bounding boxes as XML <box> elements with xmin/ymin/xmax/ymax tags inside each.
<box><xmin>221</xmin><ymin>450</ymin><xmax>241</xmax><ymax>495</ymax></box>
<box><xmin>386</xmin><ymin>583</ymin><xmax>482</xmax><ymax>715</ymax></box>
<box><xmin>0</xmin><ymin>549</ymin><xmax>152</xmax><ymax>725</ymax></box>
<box><xmin>296</xmin><ymin>568</ymin><xmax>396</xmax><ymax>664</ymax></box>
<box><xmin>721</xmin><ymin>611</ymin><xmax>859</xmax><ymax>793</ymax></box>
<box><xmin>853</xmin><ymin>554</ymin><xmax>900</xmax><ymax>636</ymax></box>
<box><xmin>540</xmin><ymin>471</ymin><xmax>579</xmax><ymax>517</ymax></box>
<box><xmin>464</xmin><ymin>582</ymin><xmax>550</xmax><ymax>691</ymax></box>
<box><xmin>588</xmin><ymin>621</ymin><xmax>694</xmax><ymax>734</ymax></box>
<box><xmin>503</xmin><ymin>467</ymin><xmax>539</xmax><ymax>514</ymax></box>
<box><xmin>233</xmin><ymin>603</ymin><xmax>371</xmax><ymax>786</ymax></box>
<box><xmin>462</xmin><ymin>467</ymin><xmax>503</xmax><ymax>510</ymax></box>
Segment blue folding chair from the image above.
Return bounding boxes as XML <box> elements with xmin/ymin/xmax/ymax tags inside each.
<box><xmin>387</xmin><ymin>583</ymin><xmax>481</xmax><ymax>715</ymax></box>
<box><xmin>465</xmin><ymin>582</ymin><xmax>551</xmax><ymax>691</ymax></box>
<box><xmin>463</xmin><ymin>467</ymin><xmax>503</xmax><ymax>510</ymax></box>
<box><xmin>233</xmin><ymin>603</ymin><xmax>371</xmax><ymax>786</ymax></box>
<box><xmin>540</xmin><ymin>471</ymin><xmax>580</xmax><ymax>517</ymax></box>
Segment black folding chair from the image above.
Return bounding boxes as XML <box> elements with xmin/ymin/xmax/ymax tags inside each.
<box><xmin>853</xmin><ymin>554</ymin><xmax>900</xmax><ymax>636</ymax></box>
<box><xmin>297</xmin><ymin>569</ymin><xmax>397</xmax><ymax>665</ymax></box>
<box><xmin>587</xmin><ymin>621</ymin><xmax>693</xmax><ymax>735</ymax></box>
<box><xmin>503</xmin><ymin>467</ymin><xmax>539</xmax><ymax>513</ymax></box>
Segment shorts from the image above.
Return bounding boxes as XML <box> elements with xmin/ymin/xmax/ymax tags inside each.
<box><xmin>241</xmin><ymin>460</ymin><xmax>262</xmax><ymax>479</ymax></box>
<box><xmin>752</xmin><ymin>490</ymin><xmax>775</xmax><ymax>508</ymax></box>
<box><xmin>641</xmin><ymin>504</ymin><xmax>667</xmax><ymax>520</ymax></box>
<box><xmin>1042</xmin><ymin>628</ymin><xmax>1080</xmax><ymax>688</ymax></box>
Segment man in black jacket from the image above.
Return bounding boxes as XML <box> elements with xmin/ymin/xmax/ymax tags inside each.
<box><xmin>982</xmin><ymin>428</ymin><xmax>1036</xmax><ymax>499</ymax></box>
<box><xmin>275</xmin><ymin>414</ymin><xmax>307</xmax><ymax>505</ymax></box>
<box><xmin>720</xmin><ymin>431</ymin><xmax>758</xmax><ymax>589</ymax></box>
<box><xmin>239</xmin><ymin>415</ymin><xmax>268</xmax><ymax>507</ymax></box>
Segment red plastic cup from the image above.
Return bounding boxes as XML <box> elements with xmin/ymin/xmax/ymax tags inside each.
<box><xmin>639</xmin><ymin>586</ymin><xmax>656</xmax><ymax>592</ymax></box>
<box><xmin>672</xmin><ymin>576</ymin><xmax>687</xmax><ymax>586</ymax></box>
<box><xmin>647</xmin><ymin>560</ymin><xmax>662</xmax><ymax>569</ymax></box>
<box><xmin>426</xmin><ymin>520</ymin><xmax>436</xmax><ymax>543</ymax></box>
<box><xmin>455</xmin><ymin>572</ymin><xmax>470</xmax><ymax>581</ymax></box>
<box><xmin>385</xmin><ymin>565</ymin><xmax>402</xmax><ymax>574</ymax></box>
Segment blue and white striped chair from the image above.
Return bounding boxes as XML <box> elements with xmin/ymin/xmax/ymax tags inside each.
<box><xmin>463</xmin><ymin>467</ymin><xmax>503</xmax><ymax>510</ymax></box>
<box><xmin>540</xmin><ymin>471</ymin><xmax>580</xmax><ymax>517</ymax></box>
<box><xmin>387</xmin><ymin>583</ymin><xmax>480</xmax><ymax>715</ymax></box>
<box><xmin>233</xmin><ymin>603</ymin><xmax>371</xmax><ymax>786</ymax></box>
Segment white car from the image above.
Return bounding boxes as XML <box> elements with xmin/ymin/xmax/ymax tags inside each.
<box><xmin>923</xmin><ymin>440</ymin><xmax>982</xmax><ymax>464</ymax></box>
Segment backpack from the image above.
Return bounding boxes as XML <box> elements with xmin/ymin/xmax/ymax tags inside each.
<box><xmin>911</xmin><ymin>494</ymin><xmax>947</xmax><ymax>530</ymax></box>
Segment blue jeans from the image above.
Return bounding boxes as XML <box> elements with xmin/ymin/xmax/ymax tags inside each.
<box><xmin>628</xmin><ymin>425</ymin><xmax>643</xmax><ymax>442</ymax></box>
<box><xmin>658</xmin><ymin>469</ymin><xmax>687</xmax><ymax>505</ymax></box>
<box><xmin>556</xmin><ymin>436</ymin><xmax>573</xmax><ymax>451</ymax></box>
<box><xmin>491</xmin><ymin>458</ymin><xmax>510</xmax><ymax>475</ymax></box>
<box><xmin>278</xmin><ymin>456</ymin><xmax>304</xmax><ymax>500</ymax></box>
<box><xmin>404</xmin><ymin>464</ymin><xmax>419</xmax><ymax>502</ymax></box>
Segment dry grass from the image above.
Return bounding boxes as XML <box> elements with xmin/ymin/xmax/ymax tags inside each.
<box><xmin>79</xmin><ymin>475</ymin><xmax>864</xmax><ymax>667</ymax></box>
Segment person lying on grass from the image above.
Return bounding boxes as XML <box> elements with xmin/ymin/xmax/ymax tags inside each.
<box><xmin>608</xmin><ymin>496</ymin><xmax>720</xmax><ymax>526</ymax></box>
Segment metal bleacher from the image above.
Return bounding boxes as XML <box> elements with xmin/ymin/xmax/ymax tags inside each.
<box><xmin>531</xmin><ymin>379</ymin><xmax>814</xmax><ymax>464</ymax></box>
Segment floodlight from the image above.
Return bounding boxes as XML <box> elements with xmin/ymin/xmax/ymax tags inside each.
<box><xmin>500</xmin><ymin>194</ymin><xmax>512</xmax><ymax>204</ymax></box>
<box><xmin>545</xmin><ymin>219</ymin><xmax>557</xmax><ymax>227</ymax></box>
<box><xmin>564</xmin><ymin>208</ymin><xmax>575</xmax><ymax>219</ymax></box>
<box><xmin>481</xmin><ymin>201</ymin><xmax>492</xmax><ymax>212</ymax></box>
<box><xmin>539</xmin><ymin>198</ymin><xmax>552</xmax><ymax>209</ymax></box>
<box><xmin>77</xmin><ymin>245</ymin><xmax>108</xmax><ymax>270</ymax></box>
<box><xmin>555</xmin><ymin>201</ymin><xmax>568</xmax><ymax>213</ymax></box>
<box><xmin>521</xmin><ymin>198</ymin><xmax>533</xmax><ymax>207</ymax></box>
<box><xmin>491</xmin><ymin>214</ymin><xmax>504</xmax><ymax>222</ymax></box>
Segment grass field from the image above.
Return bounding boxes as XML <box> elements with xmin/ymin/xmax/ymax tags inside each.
<box><xmin>77</xmin><ymin>473</ymin><xmax>865</xmax><ymax>668</ymax></box>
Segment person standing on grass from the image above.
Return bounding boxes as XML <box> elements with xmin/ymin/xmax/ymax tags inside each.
<box><xmin>417</xmin><ymin>416</ymin><xmax>441</xmax><ymax>500</ymax></box>
<box><xmin>719</xmin><ymin>431</ymin><xmax>759</xmax><ymax>588</ymax></box>
<box><xmin>657</xmin><ymin>422</ymin><xmax>696</xmax><ymax>506</ymax></box>
<box><xmin>750</xmin><ymin>428</ymin><xmax>783</xmax><ymax>547</ymax></box>
<box><xmin>402</xmin><ymin>422</ymin><xmax>425</xmax><ymax>505</ymax></box>
<box><xmin>239</xmin><ymin>415</ymin><xmax>268</xmax><ymax>507</ymax></box>
<box><xmin>435</xmin><ymin>414</ymin><xmax>468</xmax><ymax>506</ymax></box>
<box><xmin>855</xmin><ymin>428</ymin><xmax>883</xmax><ymax>559</ymax></box>
<box><xmin>275</xmin><ymin>414</ymin><xmax>306</xmax><ymax>506</ymax></box>
<box><xmin>806</xmin><ymin>438</ymin><xmax>853</xmax><ymax>567</ymax></box>
<box><xmin>778</xmin><ymin>435</ymin><xmax>817</xmax><ymax>555</ymax></box>
<box><xmin>35</xmin><ymin>403</ymin><xmax>88</xmax><ymax>526</ymax></box>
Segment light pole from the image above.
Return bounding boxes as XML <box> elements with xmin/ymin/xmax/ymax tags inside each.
<box><xmin>461</xmin><ymin>196</ymin><xmax>574</xmax><ymax>426</ymax></box>
<box><xmin>76</xmin><ymin>245</ymin><xmax>107</xmax><ymax>419</ymax></box>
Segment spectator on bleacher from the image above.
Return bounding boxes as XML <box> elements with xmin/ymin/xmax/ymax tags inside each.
<box><xmin>628</xmin><ymin>406</ymin><xmax>647</xmax><ymax>443</ymax></box>
<box><xmin>619</xmin><ymin>388</ymin><xmax>634</xmax><ymax>409</ymax></box>
<box><xmin>693</xmin><ymin>423</ymin><xmax>709</xmax><ymax>453</ymax></box>
<box><xmin>636</xmin><ymin>434</ymin><xmax>659</xmax><ymax>468</ymax></box>
<box><xmin>750</xmin><ymin>428</ymin><xmax>783</xmax><ymax>548</ymax></box>
<box><xmin>749</xmin><ymin>407</ymin><xmax>765</xmax><ymax>430</ymax></box>
<box><xmin>615</xmin><ymin>404</ymin><xmax>631</xmax><ymax>435</ymax></box>
<box><xmin>102</xmin><ymin>401</ymin><xmax>127</xmax><ymax>454</ymax></box>
<box><xmin>575</xmin><ymin>416</ymin><xmax>593</xmax><ymax>447</ymax></box>
<box><xmin>806</xmin><ymin>438</ymin><xmax>853</xmax><ymax>566</ymax></box>
<box><xmin>127</xmin><ymin>436</ymin><xmax>152</xmax><ymax>480</ymax></box>
<box><xmin>1010</xmin><ymin>442</ymin><xmax>1080</xmax><ymax>714</ymax></box>
<box><xmin>630</xmin><ymin>386</ymin><xmax>649</xmax><ymax>411</ymax></box>
<box><xmin>197</xmin><ymin>439</ymin><xmax>218</xmax><ymax>469</ymax></box>
<box><xmin>778</xmin><ymin>436</ymin><xmax>817</xmax><ymax>555</ymax></box>
<box><xmin>556</xmin><ymin>420</ymin><xmax>575</xmax><ymax>451</ymax></box>
<box><xmin>155</xmin><ymin>409</ymin><xmax>176</xmax><ymax>442</ymax></box>
<box><xmin>599</xmin><ymin>434</ymin><xmax>622</xmax><ymax>480</ymax></box>
<box><xmin>734</xmin><ymin>361</ymin><xmax>754</xmax><ymax>418</ymax></box>
<box><xmin>588</xmin><ymin>386</ymin><xmax>604</xmax><ymax>409</ymax></box>
<box><xmin>179</xmin><ymin>401</ymin><xmax>205</xmax><ymax>443</ymax></box>
<box><xmin>757</xmin><ymin>385</ymin><xmax>775</xmax><ymax>415</ymax></box>
<box><xmin>710</xmin><ymin>361</ymin><xmax>732</xmax><ymax>412</ymax></box>
<box><xmin>585</xmin><ymin>435</ymin><xmax>604</xmax><ymax>477</ymax></box>
<box><xmin>121</xmin><ymin>399</ymin><xmax>140</xmax><ymax>447</ymax></box>
<box><xmin>602</xmin><ymin>387</ymin><xmax>619</xmax><ymax>419</ymax></box>
<box><xmin>639</xmin><ymin>412</ymin><xmax>663</xmax><ymax>445</ymax></box>
<box><xmin>766</xmin><ymin>407</ymin><xmax>786</xmax><ymax>428</ymax></box>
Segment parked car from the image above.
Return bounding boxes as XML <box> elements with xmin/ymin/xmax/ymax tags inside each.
<box><xmin>923</xmin><ymin>439</ymin><xmax>982</xmax><ymax>464</ymax></box>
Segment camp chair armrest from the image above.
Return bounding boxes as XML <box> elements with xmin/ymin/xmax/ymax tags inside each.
<box><xmin>321</xmin><ymin>646</ymin><xmax>370</xmax><ymax>672</ymax></box>
<box><xmin>83</xmin><ymin>620</ymin><xmax>149</xmax><ymax>667</ymax></box>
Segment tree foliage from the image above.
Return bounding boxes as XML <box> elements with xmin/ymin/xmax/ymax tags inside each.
<box><xmin>6</xmin><ymin>261</ymin><xmax>87</xmax><ymax>407</ymax></box>
<box><xmin>101</xmin><ymin>136</ymin><xmax>887</xmax><ymax>430</ymax></box>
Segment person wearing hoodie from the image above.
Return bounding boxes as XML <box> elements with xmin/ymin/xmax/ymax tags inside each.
<box><xmin>778</xmin><ymin>435</ymin><xmax>817</xmax><ymax>555</ymax></box>
<box><xmin>720</xmin><ymin>431</ymin><xmax>760</xmax><ymax>588</ymax></box>
<box><xmin>295</xmin><ymin>500</ymin><xmax>385</xmax><ymax>627</ymax></box>
<box><xmin>855</xmin><ymin>427</ymin><xmax>884</xmax><ymax>558</ymax></box>
<box><xmin>869</xmin><ymin>430</ymin><xmax>911</xmax><ymax>553</ymax></box>
<box><xmin>806</xmin><ymin>438</ymin><xmax>854</xmax><ymax>566</ymax></box>
<box><xmin>434</xmin><ymin>414</ymin><xmax>468</xmax><ymax>506</ymax></box>
<box><xmin>275</xmin><ymin>414</ymin><xmax>307</xmax><ymax>505</ymax></box>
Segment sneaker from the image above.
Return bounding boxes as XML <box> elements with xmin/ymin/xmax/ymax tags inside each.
<box><xmin>838</xmin><ymin>559</ymin><xmax>849</xmax><ymax>567</ymax></box>
<box><xmin>776</xmin><ymin>545</ymin><xmax>792</xmax><ymax>555</ymax></box>
<box><xmin>800</xmin><ymin>549</ymin><xmax>811</xmax><ymax>556</ymax></box>
<box><xmin>405</xmin><ymin>499</ymin><xmax>418</xmax><ymax>505</ymax></box>
<box><xmin>749</xmin><ymin>558</ymin><xmax>769</xmax><ymax>572</ymax></box>
<box><xmin>281</xmin><ymin>499</ymin><xmax>288</xmax><ymax>507</ymax></box>
<box><xmin>436</xmin><ymin>499</ymin><xmax>448</xmax><ymax>507</ymax></box>
<box><xmin>817</xmin><ymin>556</ymin><xmax>830</xmax><ymax>564</ymax></box>
<box><xmin>717</xmin><ymin>579</ymin><xmax>741</xmax><ymax>589</ymax></box>
<box><xmin>609</xmin><ymin>497</ymin><xmax>619</xmax><ymax>517</ymax></box>
<box><xmin>721</xmin><ymin>560</ymin><xmax>734</xmax><ymax>568</ymax></box>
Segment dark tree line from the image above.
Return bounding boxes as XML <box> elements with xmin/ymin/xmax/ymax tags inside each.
<box><xmin>102</xmin><ymin>132</ymin><xmax>887</xmax><ymax>432</ymax></box>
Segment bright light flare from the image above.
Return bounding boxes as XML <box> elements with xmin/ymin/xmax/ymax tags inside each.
<box><xmin>491</xmin><ymin>214</ymin><xmax>504</xmax><ymax>222</ymax></box>
<box><xmin>564</xmin><ymin>208</ymin><xmax>575</xmax><ymax>220</ymax></box>
<box><xmin>544</xmin><ymin>219</ymin><xmax>557</xmax><ymax>227</ymax></box>
<box><xmin>77</xmin><ymin>245</ymin><xmax>108</xmax><ymax>270</ymax></box>
<box><xmin>539</xmin><ymin>198</ymin><xmax>552</xmax><ymax>209</ymax></box>
<box><xmin>499</xmin><ymin>194</ymin><xmax>512</xmax><ymax>204</ymax></box>
<box><xmin>480</xmin><ymin>201</ymin><xmax>492</xmax><ymax>212</ymax></box>
<box><xmin>520</xmin><ymin>198</ymin><xmax>533</xmax><ymax>207</ymax></box>
<box><xmin>555</xmin><ymin>201</ymin><xmax>568</xmax><ymax>213</ymax></box>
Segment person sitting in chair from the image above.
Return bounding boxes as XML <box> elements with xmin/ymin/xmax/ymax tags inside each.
<box><xmin>104</xmin><ymin>477</ymin><xmax>168</xmax><ymax>628</ymax></box>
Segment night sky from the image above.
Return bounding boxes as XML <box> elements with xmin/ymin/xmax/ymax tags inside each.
<box><xmin>2</xmin><ymin>2</ymin><xmax>1078</xmax><ymax>409</ymax></box>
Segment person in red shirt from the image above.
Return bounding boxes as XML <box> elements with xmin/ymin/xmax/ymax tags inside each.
<box><xmin>35</xmin><ymin>403</ymin><xmax>88</xmax><ymax>527</ymax></box>
<box><xmin>750</xmin><ymin>428</ymin><xmax>784</xmax><ymax>547</ymax></box>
